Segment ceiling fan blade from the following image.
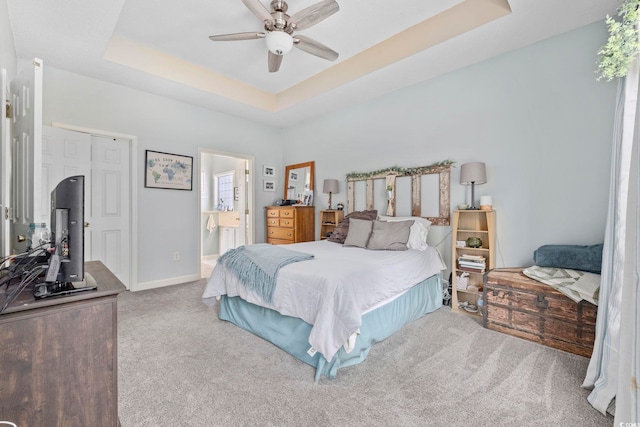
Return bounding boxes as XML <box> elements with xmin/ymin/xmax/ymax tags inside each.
<box><xmin>293</xmin><ymin>35</ymin><xmax>338</xmax><ymax>61</ymax></box>
<box><xmin>241</xmin><ymin>0</ymin><xmax>274</xmax><ymax>25</ymax></box>
<box><xmin>268</xmin><ymin>51</ymin><xmax>283</xmax><ymax>72</ymax></box>
<box><xmin>209</xmin><ymin>32</ymin><xmax>265</xmax><ymax>41</ymax></box>
<box><xmin>288</xmin><ymin>0</ymin><xmax>339</xmax><ymax>31</ymax></box>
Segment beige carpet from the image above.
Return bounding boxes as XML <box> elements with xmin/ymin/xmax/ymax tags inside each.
<box><xmin>117</xmin><ymin>279</ymin><xmax>612</xmax><ymax>427</ymax></box>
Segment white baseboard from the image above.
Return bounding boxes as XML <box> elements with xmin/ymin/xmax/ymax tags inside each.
<box><xmin>132</xmin><ymin>273</ymin><xmax>201</xmax><ymax>292</ymax></box>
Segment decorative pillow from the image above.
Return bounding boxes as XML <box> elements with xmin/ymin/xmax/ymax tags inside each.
<box><xmin>343</xmin><ymin>218</ymin><xmax>374</xmax><ymax>248</ymax></box>
<box><xmin>327</xmin><ymin>210</ymin><xmax>378</xmax><ymax>244</ymax></box>
<box><xmin>367</xmin><ymin>220</ymin><xmax>414</xmax><ymax>251</ymax></box>
<box><xmin>533</xmin><ymin>244</ymin><xmax>604</xmax><ymax>274</ymax></box>
<box><xmin>379</xmin><ymin>216</ymin><xmax>431</xmax><ymax>250</ymax></box>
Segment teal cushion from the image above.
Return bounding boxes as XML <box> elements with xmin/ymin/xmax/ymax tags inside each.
<box><xmin>533</xmin><ymin>244</ymin><xmax>604</xmax><ymax>274</ymax></box>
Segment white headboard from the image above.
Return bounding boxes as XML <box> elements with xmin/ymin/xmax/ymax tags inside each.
<box><xmin>346</xmin><ymin>161</ymin><xmax>452</xmax><ymax>226</ymax></box>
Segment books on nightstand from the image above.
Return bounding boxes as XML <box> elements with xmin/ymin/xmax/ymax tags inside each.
<box><xmin>457</xmin><ymin>254</ymin><xmax>486</xmax><ymax>273</ymax></box>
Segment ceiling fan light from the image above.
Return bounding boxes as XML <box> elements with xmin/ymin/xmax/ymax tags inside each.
<box><xmin>265</xmin><ymin>31</ymin><xmax>293</xmax><ymax>55</ymax></box>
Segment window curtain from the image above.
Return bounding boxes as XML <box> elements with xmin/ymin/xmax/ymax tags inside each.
<box><xmin>583</xmin><ymin>48</ymin><xmax>640</xmax><ymax>423</ymax></box>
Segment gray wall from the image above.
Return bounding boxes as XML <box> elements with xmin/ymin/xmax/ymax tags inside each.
<box><xmin>281</xmin><ymin>22</ymin><xmax>617</xmax><ymax>273</ymax></box>
<box><xmin>40</xmin><ymin>67</ymin><xmax>282</xmax><ymax>284</ymax></box>
<box><xmin>0</xmin><ymin>17</ymin><xmax>618</xmax><ymax>286</ymax></box>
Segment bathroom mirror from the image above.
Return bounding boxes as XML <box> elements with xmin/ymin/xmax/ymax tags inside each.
<box><xmin>284</xmin><ymin>161</ymin><xmax>314</xmax><ymax>202</ymax></box>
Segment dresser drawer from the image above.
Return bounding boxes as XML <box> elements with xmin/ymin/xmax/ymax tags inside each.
<box><xmin>267</xmin><ymin>227</ymin><xmax>295</xmax><ymax>242</ymax></box>
<box><xmin>266</xmin><ymin>217</ymin><xmax>279</xmax><ymax>227</ymax></box>
<box><xmin>278</xmin><ymin>208</ymin><xmax>295</xmax><ymax>218</ymax></box>
<box><xmin>266</xmin><ymin>238</ymin><xmax>293</xmax><ymax>245</ymax></box>
<box><xmin>266</xmin><ymin>209</ymin><xmax>280</xmax><ymax>218</ymax></box>
<box><xmin>279</xmin><ymin>218</ymin><xmax>295</xmax><ymax>228</ymax></box>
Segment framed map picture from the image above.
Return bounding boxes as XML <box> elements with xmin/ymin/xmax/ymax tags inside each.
<box><xmin>145</xmin><ymin>150</ymin><xmax>193</xmax><ymax>190</ymax></box>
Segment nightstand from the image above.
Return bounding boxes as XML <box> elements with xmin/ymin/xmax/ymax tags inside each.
<box><xmin>319</xmin><ymin>210</ymin><xmax>344</xmax><ymax>240</ymax></box>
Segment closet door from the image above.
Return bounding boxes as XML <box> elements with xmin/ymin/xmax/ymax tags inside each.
<box><xmin>90</xmin><ymin>135</ymin><xmax>131</xmax><ymax>287</ymax></box>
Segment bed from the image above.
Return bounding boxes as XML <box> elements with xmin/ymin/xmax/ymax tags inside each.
<box><xmin>203</xmin><ymin>229</ymin><xmax>446</xmax><ymax>380</ymax></box>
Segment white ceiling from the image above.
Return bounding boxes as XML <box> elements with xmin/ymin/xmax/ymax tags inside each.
<box><xmin>6</xmin><ymin>0</ymin><xmax>619</xmax><ymax>128</ymax></box>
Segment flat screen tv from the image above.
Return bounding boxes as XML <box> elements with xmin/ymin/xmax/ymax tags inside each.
<box><xmin>34</xmin><ymin>175</ymin><xmax>96</xmax><ymax>298</ymax></box>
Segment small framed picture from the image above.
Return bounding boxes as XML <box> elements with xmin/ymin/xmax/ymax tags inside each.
<box><xmin>263</xmin><ymin>165</ymin><xmax>275</xmax><ymax>177</ymax></box>
<box><xmin>303</xmin><ymin>192</ymin><xmax>313</xmax><ymax>206</ymax></box>
<box><xmin>263</xmin><ymin>180</ymin><xmax>275</xmax><ymax>192</ymax></box>
<box><xmin>289</xmin><ymin>171</ymin><xmax>298</xmax><ymax>182</ymax></box>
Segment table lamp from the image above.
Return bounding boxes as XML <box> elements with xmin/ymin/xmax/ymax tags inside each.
<box><xmin>460</xmin><ymin>162</ymin><xmax>487</xmax><ymax>209</ymax></box>
<box><xmin>323</xmin><ymin>179</ymin><xmax>339</xmax><ymax>210</ymax></box>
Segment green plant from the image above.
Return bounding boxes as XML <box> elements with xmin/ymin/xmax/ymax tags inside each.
<box><xmin>597</xmin><ymin>0</ymin><xmax>640</xmax><ymax>81</ymax></box>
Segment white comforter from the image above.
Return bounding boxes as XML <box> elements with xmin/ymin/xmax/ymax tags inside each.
<box><xmin>203</xmin><ymin>240</ymin><xmax>445</xmax><ymax>361</ymax></box>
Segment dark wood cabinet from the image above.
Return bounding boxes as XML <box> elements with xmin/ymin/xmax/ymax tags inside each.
<box><xmin>483</xmin><ymin>267</ymin><xmax>596</xmax><ymax>357</ymax></box>
<box><xmin>0</xmin><ymin>261</ymin><xmax>126</xmax><ymax>426</ymax></box>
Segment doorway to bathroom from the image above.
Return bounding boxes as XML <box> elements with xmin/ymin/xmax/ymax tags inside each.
<box><xmin>199</xmin><ymin>149</ymin><xmax>254</xmax><ymax>279</ymax></box>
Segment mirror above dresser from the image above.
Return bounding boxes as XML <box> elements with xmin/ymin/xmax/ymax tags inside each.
<box><xmin>284</xmin><ymin>161</ymin><xmax>314</xmax><ymax>203</ymax></box>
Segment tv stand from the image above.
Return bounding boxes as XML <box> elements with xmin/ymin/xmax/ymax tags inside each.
<box><xmin>0</xmin><ymin>261</ymin><xmax>125</xmax><ymax>426</ymax></box>
<box><xmin>33</xmin><ymin>272</ymin><xmax>98</xmax><ymax>299</ymax></box>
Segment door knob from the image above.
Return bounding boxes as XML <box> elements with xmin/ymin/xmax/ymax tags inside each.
<box><xmin>84</xmin><ymin>222</ymin><xmax>90</xmax><ymax>228</ymax></box>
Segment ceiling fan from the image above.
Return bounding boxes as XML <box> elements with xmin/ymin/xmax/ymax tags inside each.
<box><xmin>209</xmin><ymin>0</ymin><xmax>340</xmax><ymax>73</ymax></box>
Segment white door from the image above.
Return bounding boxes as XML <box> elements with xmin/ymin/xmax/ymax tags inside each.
<box><xmin>0</xmin><ymin>69</ymin><xmax>9</xmax><ymax>258</ymax></box>
<box><xmin>235</xmin><ymin>160</ymin><xmax>248</xmax><ymax>246</ymax></box>
<box><xmin>90</xmin><ymin>135</ymin><xmax>131</xmax><ymax>287</ymax></box>
<box><xmin>10</xmin><ymin>58</ymin><xmax>43</xmax><ymax>254</ymax></box>
<box><xmin>41</xmin><ymin>125</ymin><xmax>92</xmax><ymax>259</ymax></box>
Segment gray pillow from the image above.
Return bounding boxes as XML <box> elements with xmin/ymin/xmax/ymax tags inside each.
<box><xmin>327</xmin><ymin>210</ymin><xmax>378</xmax><ymax>243</ymax></box>
<box><xmin>343</xmin><ymin>218</ymin><xmax>374</xmax><ymax>248</ymax></box>
<box><xmin>367</xmin><ymin>220</ymin><xmax>414</xmax><ymax>251</ymax></box>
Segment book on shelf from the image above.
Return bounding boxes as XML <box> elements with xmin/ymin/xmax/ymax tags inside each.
<box><xmin>458</xmin><ymin>257</ymin><xmax>485</xmax><ymax>264</ymax></box>
<box><xmin>457</xmin><ymin>258</ymin><xmax>486</xmax><ymax>272</ymax></box>
<box><xmin>458</xmin><ymin>264</ymin><xmax>487</xmax><ymax>272</ymax></box>
<box><xmin>458</xmin><ymin>266</ymin><xmax>486</xmax><ymax>273</ymax></box>
<box><xmin>459</xmin><ymin>254</ymin><xmax>485</xmax><ymax>260</ymax></box>
<box><xmin>458</xmin><ymin>257</ymin><xmax>486</xmax><ymax>263</ymax></box>
<box><xmin>458</xmin><ymin>255</ymin><xmax>485</xmax><ymax>264</ymax></box>
<box><xmin>458</xmin><ymin>261</ymin><xmax>485</xmax><ymax>268</ymax></box>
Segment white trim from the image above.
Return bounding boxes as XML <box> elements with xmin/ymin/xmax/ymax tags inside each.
<box><xmin>134</xmin><ymin>273</ymin><xmax>201</xmax><ymax>292</ymax></box>
<box><xmin>51</xmin><ymin>121</ymin><xmax>138</xmax><ymax>291</ymax></box>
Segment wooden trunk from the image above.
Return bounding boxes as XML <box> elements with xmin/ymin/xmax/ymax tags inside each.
<box><xmin>483</xmin><ymin>268</ymin><xmax>597</xmax><ymax>357</ymax></box>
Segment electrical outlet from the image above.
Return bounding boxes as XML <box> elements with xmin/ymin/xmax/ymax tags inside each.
<box><xmin>173</xmin><ymin>251</ymin><xmax>180</xmax><ymax>261</ymax></box>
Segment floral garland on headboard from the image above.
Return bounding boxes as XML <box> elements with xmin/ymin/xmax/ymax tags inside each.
<box><xmin>345</xmin><ymin>160</ymin><xmax>454</xmax><ymax>226</ymax></box>
<box><xmin>346</xmin><ymin>159</ymin><xmax>455</xmax><ymax>180</ymax></box>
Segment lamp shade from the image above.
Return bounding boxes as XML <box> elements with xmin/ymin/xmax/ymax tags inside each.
<box><xmin>265</xmin><ymin>31</ymin><xmax>293</xmax><ymax>55</ymax></box>
<box><xmin>460</xmin><ymin>162</ymin><xmax>487</xmax><ymax>185</ymax></box>
<box><xmin>323</xmin><ymin>179</ymin><xmax>339</xmax><ymax>194</ymax></box>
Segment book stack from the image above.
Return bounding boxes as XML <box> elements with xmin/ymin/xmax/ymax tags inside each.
<box><xmin>458</xmin><ymin>254</ymin><xmax>486</xmax><ymax>273</ymax></box>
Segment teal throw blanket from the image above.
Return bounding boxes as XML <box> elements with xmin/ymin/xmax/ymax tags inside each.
<box><xmin>218</xmin><ymin>244</ymin><xmax>314</xmax><ymax>303</ymax></box>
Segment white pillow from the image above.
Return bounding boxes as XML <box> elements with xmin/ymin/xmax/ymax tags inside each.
<box><xmin>379</xmin><ymin>216</ymin><xmax>431</xmax><ymax>250</ymax></box>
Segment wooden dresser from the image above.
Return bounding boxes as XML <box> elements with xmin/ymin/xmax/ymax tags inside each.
<box><xmin>0</xmin><ymin>261</ymin><xmax>126</xmax><ymax>426</ymax></box>
<box><xmin>265</xmin><ymin>205</ymin><xmax>315</xmax><ymax>244</ymax></box>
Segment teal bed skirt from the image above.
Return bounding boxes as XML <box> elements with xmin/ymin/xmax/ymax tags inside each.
<box><xmin>218</xmin><ymin>273</ymin><xmax>443</xmax><ymax>380</ymax></box>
